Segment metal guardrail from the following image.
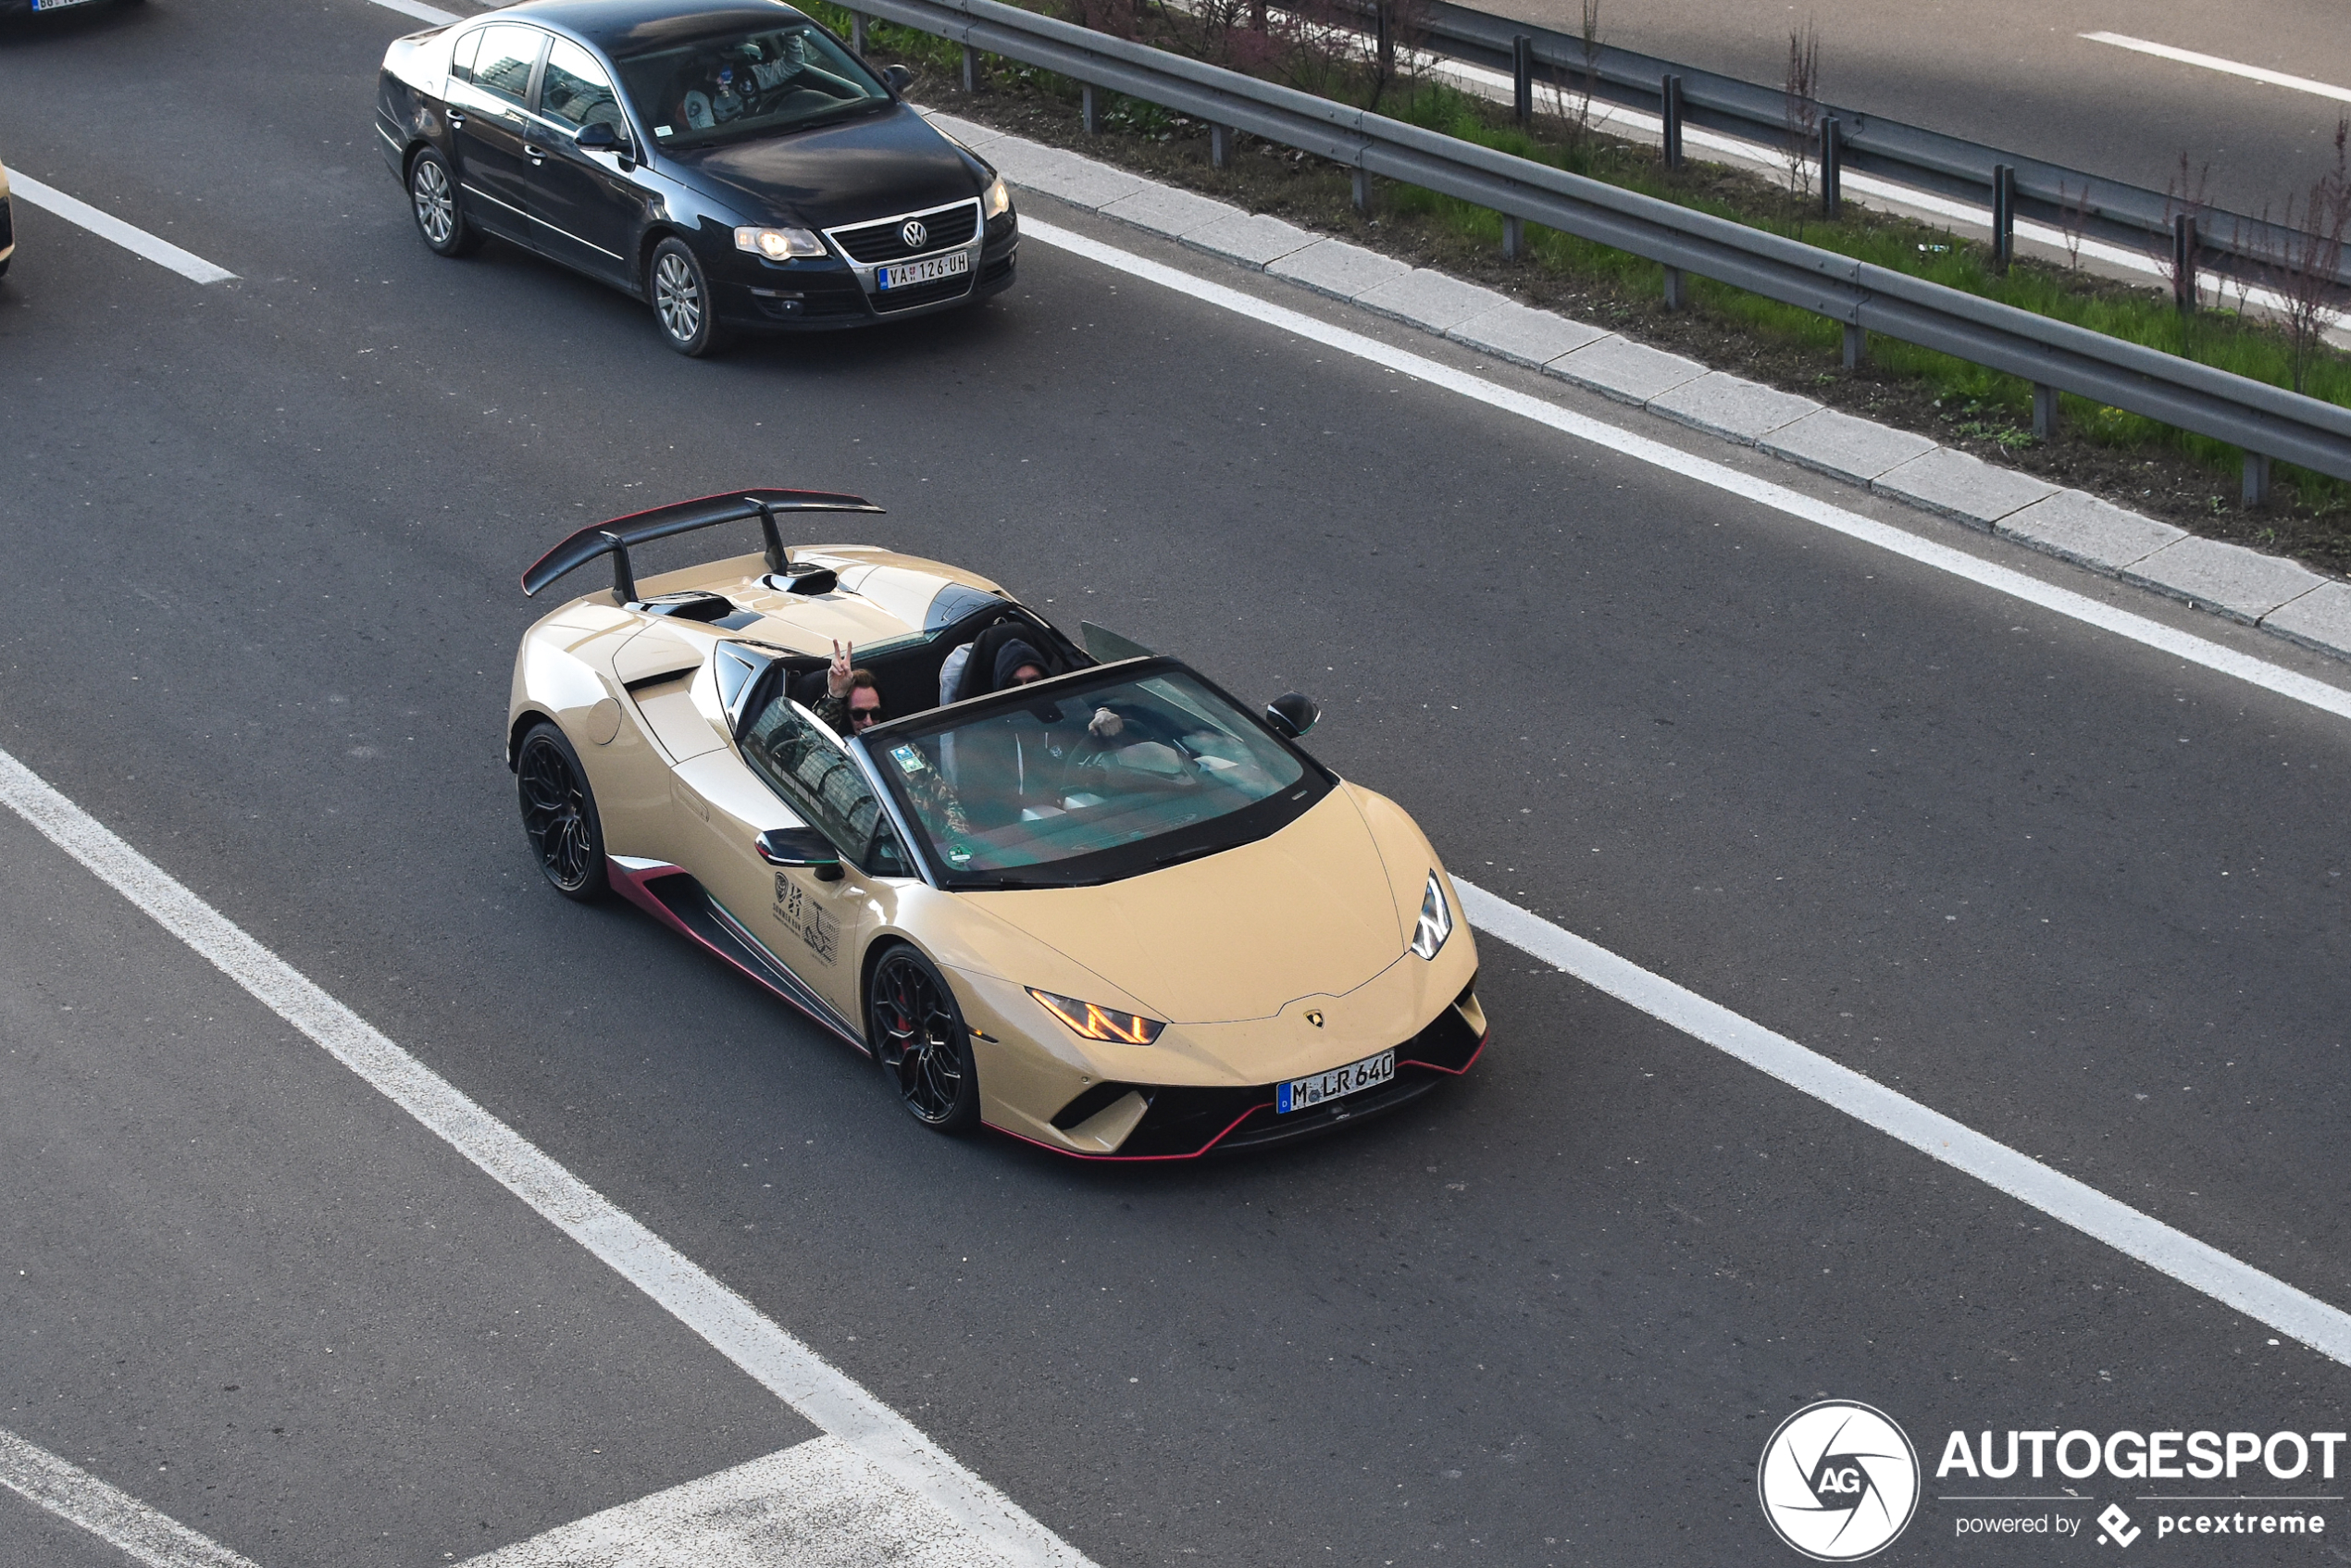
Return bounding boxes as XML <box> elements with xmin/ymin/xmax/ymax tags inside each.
<box><xmin>848</xmin><ymin>0</ymin><xmax>2351</xmax><ymax>487</ymax></box>
<box><xmin>1364</xmin><ymin>0</ymin><xmax>2346</xmax><ymax>295</ymax></box>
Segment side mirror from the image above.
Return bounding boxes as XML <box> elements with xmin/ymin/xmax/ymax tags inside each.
<box><xmin>575</xmin><ymin>121</ymin><xmax>626</xmax><ymax>156</ymax></box>
<box><xmin>1264</xmin><ymin>692</ymin><xmax>1319</xmax><ymax>739</ymax></box>
<box><xmin>756</xmin><ymin>826</ymin><xmax>841</xmax><ymax>873</ymax></box>
<box><xmin>883</xmin><ymin>64</ymin><xmax>914</xmax><ymax>94</ymax></box>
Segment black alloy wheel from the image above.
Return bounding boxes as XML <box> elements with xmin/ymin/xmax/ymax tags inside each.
<box><xmin>516</xmin><ymin>723</ymin><xmax>609</xmax><ymax>902</ymax></box>
<box><xmin>407</xmin><ymin>147</ymin><xmax>482</xmax><ymax>257</ymax></box>
<box><xmin>648</xmin><ymin>237</ymin><xmax>727</xmax><ymax>357</ymax></box>
<box><xmin>867</xmin><ymin>946</ymin><xmax>980</xmax><ymax>1131</ymax></box>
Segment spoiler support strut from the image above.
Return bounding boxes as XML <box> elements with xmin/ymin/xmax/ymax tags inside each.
<box><xmin>520</xmin><ymin>488</ymin><xmax>886</xmax><ymax>601</ymax></box>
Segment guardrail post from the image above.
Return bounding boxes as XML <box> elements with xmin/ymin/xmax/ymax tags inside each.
<box><xmin>1375</xmin><ymin>0</ymin><xmax>1393</xmax><ymax>78</ymax></box>
<box><xmin>2174</xmin><ymin>214</ymin><xmax>2199</xmax><ymax>310</ymax></box>
<box><xmin>2033</xmin><ymin>383</ymin><xmax>2059</xmax><ymax>440</ymax></box>
<box><xmin>1503</xmin><ymin>215</ymin><xmax>1524</xmax><ymax>259</ymax></box>
<box><xmin>1991</xmin><ymin>164</ymin><xmax>2015</xmax><ymax>271</ymax></box>
<box><xmin>961</xmin><ymin>44</ymin><xmax>977</xmax><ymax>93</ymax></box>
<box><xmin>1512</xmin><ymin>36</ymin><xmax>1534</xmax><ymax>124</ymax></box>
<box><xmin>1843</xmin><ymin>322</ymin><xmax>1866</xmax><ymax>368</ymax></box>
<box><xmin>1662</xmin><ymin>265</ymin><xmax>1686</xmax><ymax>311</ymax></box>
<box><xmin>1822</xmin><ymin>117</ymin><xmax>1843</xmax><ymax>218</ymax></box>
<box><xmin>1082</xmin><ymin>83</ymin><xmax>1102</xmax><ymax>133</ymax></box>
<box><xmin>850</xmin><ymin>11</ymin><xmax>866</xmax><ymax>54</ymax></box>
<box><xmin>2244</xmin><ymin>452</ymin><xmax>2272</xmax><ymax>508</ymax></box>
<box><xmin>1353</xmin><ymin>167</ymin><xmax>1373</xmax><ymax>214</ymax></box>
<box><xmin>1661</xmin><ymin>75</ymin><xmax>1685</xmax><ymax>168</ymax></box>
<box><xmin>1211</xmin><ymin>123</ymin><xmax>1235</xmax><ymax>168</ymax></box>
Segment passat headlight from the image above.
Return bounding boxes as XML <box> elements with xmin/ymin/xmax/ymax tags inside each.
<box><xmin>1409</xmin><ymin>870</ymin><xmax>1453</xmax><ymax>960</ymax></box>
<box><xmin>983</xmin><ymin>174</ymin><xmax>1012</xmax><ymax>219</ymax></box>
<box><xmin>734</xmin><ymin>225</ymin><xmax>827</xmax><ymax>260</ymax></box>
<box><xmin>1027</xmin><ymin>987</ymin><xmax>1163</xmax><ymax>1044</ymax></box>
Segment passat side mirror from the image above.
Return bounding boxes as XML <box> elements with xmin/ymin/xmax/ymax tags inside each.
<box><xmin>883</xmin><ymin>64</ymin><xmax>914</xmax><ymax>94</ymax></box>
<box><xmin>756</xmin><ymin>827</ymin><xmax>843</xmax><ymax>881</ymax></box>
<box><xmin>1264</xmin><ymin>692</ymin><xmax>1320</xmax><ymax>739</ymax></box>
<box><xmin>575</xmin><ymin>121</ymin><xmax>627</xmax><ymax>156</ymax></box>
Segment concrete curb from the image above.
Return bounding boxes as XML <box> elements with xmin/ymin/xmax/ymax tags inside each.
<box><xmin>921</xmin><ymin>108</ymin><xmax>2351</xmax><ymax>668</ymax></box>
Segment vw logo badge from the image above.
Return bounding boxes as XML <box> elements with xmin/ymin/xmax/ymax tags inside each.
<box><xmin>901</xmin><ymin>219</ymin><xmax>929</xmax><ymax>250</ymax></box>
<box><xmin>1756</xmin><ymin>1400</ymin><xmax>1919</xmax><ymax>1561</ymax></box>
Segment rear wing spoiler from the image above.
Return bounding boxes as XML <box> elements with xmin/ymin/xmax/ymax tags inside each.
<box><xmin>520</xmin><ymin>489</ymin><xmax>888</xmax><ymax>603</ymax></box>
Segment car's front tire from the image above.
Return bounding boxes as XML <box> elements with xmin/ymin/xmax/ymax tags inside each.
<box><xmin>867</xmin><ymin>945</ymin><xmax>980</xmax><ymax>1133</ymax></box>
<box><xmin>408</xmin><ymin>147</ymin><xmax>483</xmax><ymax>258</ymax></box>
<box><xmin>516</xmin><ymin>721</ymin><xmax>609</xmax><ymax>902</ymax></box>
<box><xmin>648</xmin><ymin>237</ymin><xmax>728</xmax><ymax>357</ymax></box>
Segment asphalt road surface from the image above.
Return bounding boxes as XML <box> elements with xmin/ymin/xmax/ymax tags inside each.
<box><xmin>1471</xmin><ymin>0</ymin><xmax>2351</xmax><ymax>228</ymax></box>
<box><xmin>3</xmin><ymin>2</ymin><xmax>2349</xmax><ymax>1565</ymax></box>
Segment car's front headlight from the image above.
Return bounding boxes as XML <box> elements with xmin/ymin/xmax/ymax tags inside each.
<box><xmin>734</xmin><ymin>225</ymin><xmax>827</xmax><ymax>260</ymax></box>
<box><xmin>983</xmin><ymin>174</ymin><xmax>1013</xmax><ymax>219</ymax></box>
<box><xmin>1027</xmin><ymin>987</ymin><xmax>1164</xmax><ymax>1044</ymax></box>
<box><xmin>1409</xmin><ymin>870</ymin><xmax>1453</xmax><ymax>960</ymax></box>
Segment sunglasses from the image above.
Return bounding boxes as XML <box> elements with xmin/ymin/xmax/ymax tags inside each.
<box><xmin>849</xmin><ymin>704</ymin><xmax>883</xmax><ymax>725</ymax></box>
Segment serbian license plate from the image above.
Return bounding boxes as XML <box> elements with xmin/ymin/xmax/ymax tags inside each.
<box><xmin>877</xmin><ymin>250</ymin><xmax>970</xmax><ymax>290</ymax></box>
<box><xmin>1277</xmin><ymin>1049</ymin><xmax>1394</xmax><ymax>1114</ymax></box>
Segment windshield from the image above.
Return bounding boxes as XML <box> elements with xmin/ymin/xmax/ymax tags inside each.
<box><xmin>616</xmin><ymin>23</ymin><xmax>889</xmax><ymax>150</ymax></box>
<box><xmin>863</xmin><ymin>664</ymin><xmax>1328</xmax><ymax>890</ymax></box>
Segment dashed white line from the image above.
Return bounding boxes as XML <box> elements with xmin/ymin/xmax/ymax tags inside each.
<box><xmin>0</xmin><ymin>744</ymin><xmax>1090</xmax><ymax>1568</ymax></box>
<box><xmin>0</xmin><ymin>1427</ymin><xmax>260</xmax><ymax>1568</ymax></box>
<box><xmin>1019</xmin><ymin>218</ymin><xmax>2351</xmax><ymax>727</ymax></box>
<box><xmin>5</xmin><ymin>174</ymin><xmax>236</xmax><ymax>285</ymax></box>
<box><xmin>368</xmin><ymin>0</ymin><xmax>461</xmax><ymax>24</ymax></box>
<box><xmin>1452</xmin><ymin>879</ymin><xmax>2351</xmax><ymax>1368</ymax></box>
<box><xmin>2082</xmin><ymin>32</ymin><xmax>2351</xmax><ymax>105</ymax></box>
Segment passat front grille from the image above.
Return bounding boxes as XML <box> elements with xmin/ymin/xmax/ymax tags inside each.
<box><xmin>829</xmin><ymin>201</ymin><xmax>980</xmax><ymax>264</ymax></box>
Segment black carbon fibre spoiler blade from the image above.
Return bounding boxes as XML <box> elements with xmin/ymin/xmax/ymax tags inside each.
<box><xmin>520</xmin><ymin>489</ymin><xmax>887</xmax><ymax>601</ymax></box>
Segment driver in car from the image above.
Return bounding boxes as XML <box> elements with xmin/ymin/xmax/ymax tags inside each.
<box><xmin>679</xmin><ymin>33</ymin><xmax>864</xmax><ymax>128</ymax></box>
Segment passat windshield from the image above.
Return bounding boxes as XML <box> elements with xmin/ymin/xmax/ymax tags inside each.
<box><xmin>862</xmin><ymin>663</ymin><xmax>1329</xmax><ymax>890</ymax></box>
<box><xmin>616</xmin><ymin>24</ymin><xmax>890</xmax><ymax>150</ymax></box>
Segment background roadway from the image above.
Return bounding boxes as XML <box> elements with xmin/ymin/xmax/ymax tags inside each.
<box><xmin>1469</xmin><ymin>0</ymin><xmax>2351</xmax><ymax>229</ymax></box>
<box><xmin>1</xmin><ymin>2</ymin><xmax>2347</xmax><ymax>1564</ymax></box>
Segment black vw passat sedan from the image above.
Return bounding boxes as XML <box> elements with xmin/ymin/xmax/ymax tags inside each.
<box><xmin>375</xmin><ymin>0</ymin><xmax>1016</xmax><ymax>355</ymax></box>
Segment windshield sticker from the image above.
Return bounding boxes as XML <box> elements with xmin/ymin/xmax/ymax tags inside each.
<box><xmin>890</xmin><ymin>744</ymin><xmax>927</xmax><ymax>774</ymax></box>
<box><xmin>654</xmin><ymin>124</ymin><xmax>674</xmax><ymax>137</ymax></box>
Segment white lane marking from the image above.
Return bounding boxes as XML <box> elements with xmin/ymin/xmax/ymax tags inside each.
<box><xmin>5</xmin><ymin>174</ymin><xmax>236</xmax><ymax>285</ymax></box>
<box><xmin>0</xmin><ymin>746</ymin><xmax>1091</xmax><ymax>1568</ymax></box>
<box><xmin>1020</xmin><ymin>219</ymin><xmax>2351</xmax><ymax>724</ymax></box>
<box><xmin>2082</xmin><ymin>31</ymin><xmax>2351</xmax><ymax>104</ymax></box>
<box><xmin>0</xmin><ymin>1427</ymin><xmax>260</xmax><ymax>1568</ymax></box>
<box><xmin>460</xmin><ymin>1437</ymin><xmax>979</xmax><ymax>1567</ymax></box>
<box><xmin>1451</xmin><ymin>877</ymin><xmax>2351</xmax><ymax>1365</ymax></box>
<box><xmin>370</xmin><ymin>0</ymin><xmax>461</xmax><ymax>22</ymax></box>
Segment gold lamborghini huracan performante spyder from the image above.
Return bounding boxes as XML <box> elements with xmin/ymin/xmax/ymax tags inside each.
<box><xmin>509</xmin><ymin>491</ymin><xmax>1487</xmax><ymax>1158</ymax></box>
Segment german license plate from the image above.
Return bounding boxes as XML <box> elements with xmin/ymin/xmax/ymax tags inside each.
<box><xmin>1276</xmin><ymin>1049</ymin><xmax>1394</xmax><ymax>1114</ymax></box>
<box><xmin>877</xmin><ymin>250</ymin><xmax>969</xmax><ymax>290</ymax></box>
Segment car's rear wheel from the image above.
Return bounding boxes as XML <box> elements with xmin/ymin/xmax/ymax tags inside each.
<box><xmin>867</xmin><ymin>946</ymin><xmax>980</xmax><ymax>1132</ymax></box>
<box><xmin>408</xmin><ymin>147</ymin><xmax>482</xmax><ymax>257</ymax></box>
<box><xmin>516</xmin><ymin>722</ymin><xmax>609</xmax><ymax>902</ymax></box>
<box><xmin>648</xmin><ymin>237</ymin><xmax>727</xmax><ymax>357</ymax></box>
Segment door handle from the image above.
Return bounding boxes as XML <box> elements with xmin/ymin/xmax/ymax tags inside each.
<box><xmin>526</xmin><ymin>143</ymin><xmax>546</xmax><ymax>165</ymax></box>
<box><xmin>446</xmin><ymin>108</ymin><xmax>466</xmax><ymax>128</ymax></box>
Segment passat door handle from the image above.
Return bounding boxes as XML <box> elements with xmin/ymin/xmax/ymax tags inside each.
<box><xmin>525</xmin><ymin>143</ymin><xmax>546</xmax><ymax>165</ymax></box>
<box><xmin>446</xmin><ymin>108</ymin><xmax>466</xmax><ymax>128</ymax></box>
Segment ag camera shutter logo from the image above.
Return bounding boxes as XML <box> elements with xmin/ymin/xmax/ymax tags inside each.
<box><xmin>1758</xmin><ymin>1400</ymin><xmax>1922</xmax><ymax>1561</ymax></box>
